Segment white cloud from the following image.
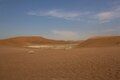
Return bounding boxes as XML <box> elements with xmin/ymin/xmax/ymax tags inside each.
<box><xmin>97</xmin><ymin>12</ymin><xmax>113</xmax><ymax>23</ymax></box>
<box><xmin>27</xmin><ymin>9</ymin><xmax>89</xmax><ymax>21</ymax></box>
<box><xmin>53</xmin><ymin>30</ymin><xmax>77</xmax><ymax>36</ymax></box>
<box><xmin>95</xmin><ymin>6</ymin><xmax>120</xmax><ymax>23</ymax></box>
<box><xmin>45</xmin><ymin>10</ymin><xmax>81</xmax><ymax>20</ymax></box>
<box><xmin>27</xmin><ymin>6</ymin><xmax>120</xmax><ymax>23</ymax></box>
<box><xmin>52</xmin><ymin>30</ymin><xmax>79</xmax><ymax>40</ymax></box>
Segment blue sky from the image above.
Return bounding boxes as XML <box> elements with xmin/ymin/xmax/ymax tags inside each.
<box><xmin>0</xmin><ymin>0</ymin><xmax>120</xmax><ymax>40</ymax></box>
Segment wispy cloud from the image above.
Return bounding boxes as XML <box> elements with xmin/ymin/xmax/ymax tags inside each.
<box><xmin>95</xmin><ymin>6</ymin><xmax>120</xmax><ymax>23</ymax></box>
<box><xmin>27</xmin><ymin>9</ymin><xmax>89</xmax><ymax>21</ymax></box>
<box><xmin>52</xmin><ymin>30</ymin><xmax>79</xmax><ymax>40</ymax></box>
<box><xmin>96</xmin><ymin>12</ymin><xmax>113</xmax><ymax>23</ymax></box>
<box><xmin>28</xmin><ymin>5</ymin><xmax>120</xmax><ymax>23</ymax></box>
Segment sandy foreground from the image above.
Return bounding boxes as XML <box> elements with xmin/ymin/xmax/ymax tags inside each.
<box><xmin>0</xmin><ymin>46</ymin><xmax>120</xmax><ymax>80</ymax></box>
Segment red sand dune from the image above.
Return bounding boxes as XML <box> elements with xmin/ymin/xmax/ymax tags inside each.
<box><xmin>0</xmin><ymin>36</ymin><xmax>120</xmax><ymax>48</ymax></box>
<box><xmin>78</xmin><ymin>36</ymin><xmax>120</xmax><ymax>47</ymax></box>
<box><xmin>0</xmin><ymin>36</ymin><xmax>71</xmax><ymax>47</ymax></box>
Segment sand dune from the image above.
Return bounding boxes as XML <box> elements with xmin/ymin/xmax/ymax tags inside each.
<box><xmin>0</xmin><ymin>36</ymin><xmax>71</xmax><ymax>47</ymax></box>
<box><xmin>78</xmin><ymin>36</ymin><xmax>120</xmax><ymax>47</ymax></box>
<box><xmin>0</xmin><ymin>36</ymin><xmax>120</xmax><ymax>48</ymax></box>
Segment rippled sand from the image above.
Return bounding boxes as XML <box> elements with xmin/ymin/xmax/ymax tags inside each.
<box><xmin>0</xmin><ymin>46</ymin><xmax>120</xmax><ymax>80</ymax></box>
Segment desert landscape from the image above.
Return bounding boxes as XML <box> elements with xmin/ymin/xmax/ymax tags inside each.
<box><xmin>0</xmin><ymin>0</ymin><xmax>120</xmax><ymax>80</ymax></box>
<box><xmin>0</xmin><ymin>36</ymin><xmax>120</xmax><ymax>80</ymax></box>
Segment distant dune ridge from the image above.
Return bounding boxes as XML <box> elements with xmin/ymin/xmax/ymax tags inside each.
<box><xmin>78</xmin><ymin>36</ymin><xmax>120</xmax><ymax>47</ymax></box>
<box><xmin>0</xmin><ymin>36</ymin><xmax>71</xmax><ymax>47</ymax></box>
<box><xmin>0</xmin><ymin>36</ymin><xmax>120</xmax><ymax>47</ymax></box>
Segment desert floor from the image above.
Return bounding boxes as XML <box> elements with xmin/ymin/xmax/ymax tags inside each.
<box><xmin>0</xmin><ymin>46</ymin><xmax>120</xmax><ymax>80</ymax></box>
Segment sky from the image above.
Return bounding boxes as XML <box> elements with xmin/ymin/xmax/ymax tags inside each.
<box><xmin>0</xmin><ymin>0</ymin><xmax>120</xmax><ymax>40</ymax></box>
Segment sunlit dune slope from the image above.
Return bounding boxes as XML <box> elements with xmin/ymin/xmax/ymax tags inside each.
<box><xmin>0</xmin><ymin>36</ymin><xmax>70</xmax><ymax>47</ymax></box>
<box><xmin>78</xmin><ymin>36</ymin><xmax>120</xmax><ymax>47</ymax></box>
